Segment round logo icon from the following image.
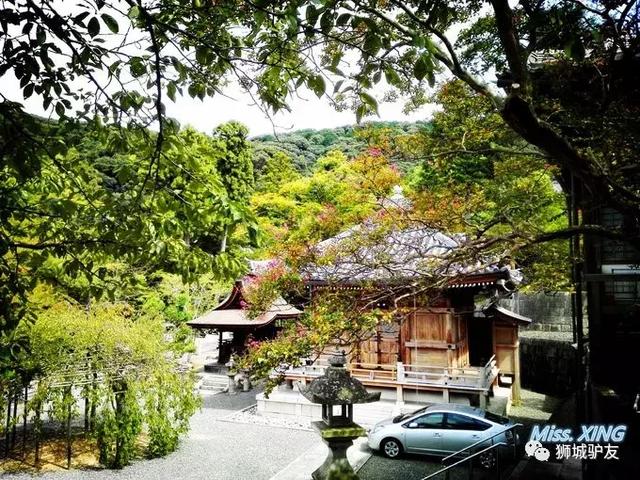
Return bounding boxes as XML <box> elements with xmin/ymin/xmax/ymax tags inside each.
<box><xmin>534</xmin><ymin>447</ymin><xmax>551</xmax><ymax>462</ymax></box>
<box><xmin>525</xmin><ymin>440</ymin><xmax>542</xmax><ymax>457</ymax></box>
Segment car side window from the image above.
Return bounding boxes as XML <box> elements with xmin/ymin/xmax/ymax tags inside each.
<box><xmin>445</xmin><ymin>413</ymin><xmax>491</xmax><ymax>431</ymax></box>
<box><xmin>412</xmin><ymin>412</ymin><xmax>444</xmax><ymax>429</ymax></box>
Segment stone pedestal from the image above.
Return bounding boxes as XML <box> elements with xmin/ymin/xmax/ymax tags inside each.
<box><xmin>311</xmin><ymin>421</ymin><xmax>365</xmax><ymax>480</ymax></box>
<box><xmin>227</xmin><ymin>372</ymin><xmax>237</xmax><ymax>395</ymax></box>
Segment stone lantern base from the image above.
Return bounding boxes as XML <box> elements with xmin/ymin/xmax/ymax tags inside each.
<box><xmin>311</xmin><ymin>421</ymin><xmax>366</xmax><ymax>480</ymax></box>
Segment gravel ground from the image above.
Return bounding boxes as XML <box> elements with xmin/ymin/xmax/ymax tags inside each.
<box><xmin>4</xmin><ymin>389</ymin><xmax>318</xmax><ymax>480</ymax></box>
<box><xmin>358</xmin><ymin>450</ymin><xmax>517</xmax><ymax>480</ymax></box>
<box><xmin>221</xmin><ymin>405</ymin><xmax>313</xmax><ymax>432</ymax></box>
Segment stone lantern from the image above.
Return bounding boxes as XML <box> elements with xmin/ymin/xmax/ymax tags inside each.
<box><xmin>299</xmin><ymin>351</ymin><xmax>380</xmax><ymax>480</ymax></box>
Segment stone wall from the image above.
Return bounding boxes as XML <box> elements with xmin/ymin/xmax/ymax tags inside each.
<box><xmin>500</xmin><ymin>291</ymin><xmax>587</xmax><ymax>334</ymax></box>
<box><xmin>519</xmin><ymin>337</ymin><xmax>577</xmax><ymax>396</ymax></box>
<box><xmin>498</xmin><ymin>292</ymin><xmax>585</xmax><ymax>397</ymax></box>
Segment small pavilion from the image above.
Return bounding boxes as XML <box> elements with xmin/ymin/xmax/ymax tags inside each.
<box><xmin>187</xmin><ymin>262</ymin><xmax>302</xmax><ymax>364</ymax></box>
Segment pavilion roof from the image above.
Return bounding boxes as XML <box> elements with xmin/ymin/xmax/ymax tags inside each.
<box><xmin>186</xmin><ymin>280</ymin><xmax>302</xmax><ymax>330</ymax></box>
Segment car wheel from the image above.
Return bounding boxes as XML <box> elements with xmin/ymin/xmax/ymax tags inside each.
<box><xmin>478</xmin><ymin>450</ymin><xmax>496</xmax><ymax>469</ymax></box>
<box><xmin>382</xmin><ymin>438</ymin><xmax>402</xmax><ymax>459</ymax></box>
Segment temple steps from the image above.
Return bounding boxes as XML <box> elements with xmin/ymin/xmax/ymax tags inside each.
<box><xmin>197</xmin><ymin>372</ymin><xmax>229</xmax><ymax>394</ymax></box>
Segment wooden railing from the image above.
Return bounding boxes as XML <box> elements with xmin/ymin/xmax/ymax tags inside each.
<box><xmin>285</xmin><ymin>356</ymin><xmax>498</xmax><ymax>391</ymax></box>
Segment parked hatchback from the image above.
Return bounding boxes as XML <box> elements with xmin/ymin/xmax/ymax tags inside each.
<box><xmin>367</xmin><ymin>404</ymin><xmax>517</xmax><ymax>463</ymax></box>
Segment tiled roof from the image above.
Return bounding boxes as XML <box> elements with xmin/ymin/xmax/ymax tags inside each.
<box><xmin>304</xmin><ymin>224</ymin><xmax>520</xmax><ymax>285</ymax></box>
<box><xmin>187</xmin><ymin>296</ymin><xmax>301</xmax><ymax>329</ymax></box>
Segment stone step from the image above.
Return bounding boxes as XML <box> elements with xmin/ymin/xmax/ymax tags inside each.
<box><xmin>200</xmin><ymin>385</ymin><xmax>227</xmax><ymax>392</ymax></box>
<box><xmin>201</xmin><ymin>378</ymin><xmax>229</xmax><ymax>386</ymax></box>
<box><xmin>197</xmin><ymin>373</ymin><xmax>230</xmax><ymax>393</ymax></box>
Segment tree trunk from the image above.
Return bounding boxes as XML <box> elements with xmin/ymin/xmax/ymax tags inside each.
<box><xmin>113</xmin><ymin>380</ymin><xmax>127</xmax><ymax>469</ymax></box>
<box><xmin>4</xmin><ymin>393</ymin><xmax>11</xmax><ymax>457</ymax></box>
<box><xmin>11</xmin><ymin>391</ymin><xmax>17</xmax><ymax>449</ymax></box>
<box><xmin>66</xmin><ymin>387</ymin><xmax>72</xmax><ymax>469</ymax></box>
<box><xmin>34</xmin><ymin>402</ymin><xmax>41</xmax><ymax>466</ymax></box>
<box><xmin>22</xmin><ymin>384</ymin><xmax>28</xmax><ymax>457</ymax></box>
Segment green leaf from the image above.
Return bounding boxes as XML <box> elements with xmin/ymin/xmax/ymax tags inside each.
<box><xmin>128</xmin><ymin>6</ymin><xmax>140</xmax><ymax>19</ymax></box>
<box><xmin>565</xmin><ymin>38</ymin><xmax>585</xmax><ymax>60</ymax></box>
<box><xmin>308</xmin><ymin>74</ymin><xmax>326</xmax><ymax>98</ymax></box>
<box><xmin>359</xmin><ymin>91</ymin><xmax>378</xmax><ymax>114</ymax></box>
<box><xmin>364</xmin><ymin>34</ymin><xmax>382</xmax><ymax>55</ymax></box>
<box><xmin>167</xmin><ymin>81</ymin><xmax>177</xmax><ymax>102</ymax></box>
<box><xmin>129</xmin><ymin>57</ymin><xmax>146</xmax><ymax>77</ymax></box>
<box><xmin>88</xmin><ymin>16</ymin><xmax>100</xmax><ymax>37</ymax></box>
<box><xmin>254</xmin><ymin>11</ymin><xmax>266</xmax><ymax>27</ymax></box>
<box><xmin>55</xmin><ymin>102</ymin><xmax>65</xmax><ymax>117</ymax></box>
<box><xmin>101</xmin><ymin>13</ymin><xmax>119</xmax><ymax>34</ymax></box>
<box><xmin>320</xmin><ymin>11</ymin><xmax>334</xmax><ymax>34</ymax></box>
<box><xmin>384</xmin><ymin>67</ymin><xmax>402</xmax><ymax>87</ymax></box>
<box><xmin>413</xmin><ymin>54</ymin><xmax>431</xmax><ymax>81</ymax></box>
<box><xmin>336</xmin><ymin>13</ymin><xmax>351</xmax><ymax>27</ymax></box>
<box><xmin>306</xmin><ymin>5</ymin><xmax>319</xmax><ymax>26</ymax></box>
<box><xmin>195</xmin><ymin>47</ymin><xmax>214</xmax><ymax>66</ymax></box>
<box><xmin>36</xmin><ymin>26</ymin><xmax>46</xmax><ymax>44</ymax></box>
<box><xmin>23</xmin><ymin>83</ymin><xmax>34</xmax><ymax>99</ymax></box>
<box><xmin>411</xmin><ymin>34</ymin><xmax>426</xmax><ymax>48</ymax></box>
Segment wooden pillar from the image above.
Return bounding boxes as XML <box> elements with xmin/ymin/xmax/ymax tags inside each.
<box><xmin>513</xmin><ymin>325</ymin><xmax>522</xmax><ymax>405</ymax></box>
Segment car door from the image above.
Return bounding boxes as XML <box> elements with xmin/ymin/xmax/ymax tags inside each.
<box><xmin>403</xmin><ymin>412</ymin><xmax>447</xmax><ymax>454</ymax></box>
<box><xmin>441</xmin><ymin>412</ymin><xmax>492</xmax><ymax>453</ymax></box>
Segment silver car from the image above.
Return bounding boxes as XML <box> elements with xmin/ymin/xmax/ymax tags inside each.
<box><xmin>367</xmin><ymin>403</ymin><xmax>516</xmax><ymax>461</ymax></box>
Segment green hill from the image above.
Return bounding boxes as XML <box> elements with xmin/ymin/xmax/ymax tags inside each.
<box><xmin>251</xmin><ymin>120</ymin><xmax>430</xmax><ymax>173</ymax></box>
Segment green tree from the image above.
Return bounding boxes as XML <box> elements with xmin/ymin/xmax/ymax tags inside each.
<box><xmin>257</xmin><ymin>150</ymin><xmax>300</xmax><ymax>192</ymax></box>
<box><xmin>24</xmin><ymin>285</ymin><xmax>200</xmax><ymax>468</ymax></box>
<box><xmin>213</xmin><ymin>121</ymin><xmax>254</xmax><ymax>201</ymax></box>
<box><xmin>250</xmin><ymin>149</ymin><xmax>400</xmax><ymax>255</ymax></box>
<box><xmin>3</xmin><ymin>0</ymin><xmax>637</xmax><ymax>228</ymax></box>
<box><xmin>0</xmin><ymin>120</ymin><xmax>255</xmax><ymax>384</ymax></box>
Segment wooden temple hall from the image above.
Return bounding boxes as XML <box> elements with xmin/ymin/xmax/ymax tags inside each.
<box><xmin>188</xmin><ymin>229</ymin><xmax>532</xmax><ymax>407</ymax></box>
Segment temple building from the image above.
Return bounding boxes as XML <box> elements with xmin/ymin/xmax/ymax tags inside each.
<box><xmin>188</xmin><ymin>224</ymin><xmax>531</xmax><ymax>409</ymax></box>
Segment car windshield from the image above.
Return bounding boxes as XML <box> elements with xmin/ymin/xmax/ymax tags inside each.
<box><xmin>484</xmin><ymin>411</ymin><xmax>510</xmax><ymax>425</ymax></box>
<box><xmin>393</xmin><ymin>406</ymin><xmax>429</xmax><ymax>423</ymax></box>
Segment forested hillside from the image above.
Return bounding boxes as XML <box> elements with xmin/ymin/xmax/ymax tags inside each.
<box><xmin>252</xmin><ymin>120</ymin><xmax>430</xmax><ymax>173</ymax></box>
